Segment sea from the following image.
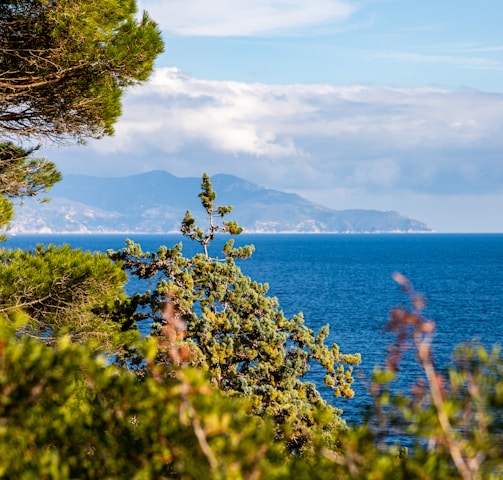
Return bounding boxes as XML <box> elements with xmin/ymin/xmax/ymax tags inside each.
<box><xmin>3</xmin><ymin>233</ymin><xmax>503</xmax><ymax>425</ymax></box>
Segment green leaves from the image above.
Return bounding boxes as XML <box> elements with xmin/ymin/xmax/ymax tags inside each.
<box><xmin>199</xmin><ymin>172</ymin><xmax>217</xmax><ymax>213</ymax></box>
<box><xmin>181</xmin><ymin>173</ymin><xmax>245</xmax><ymax>258</ymax></box>
<box><xmin>0</xmin><ymin>196</ymin><xmax>14</xmax><ymax>234</ymax></box>
<box><xmin>0</xmin><ymin>244</ymin><xmax>135</xmax><ymax>353</ymax></box>
<box><xmin>0</xmin><ymin>0</ymin><xmax>162</xmax><ymax>230</ymax></box>
<box><xmin>0</xmin><ymin>0</ymin><xmax>164</xmax><ymax>142</ymax></box>
<box><xmin>110</xmin><ymin>174</ymin><xmax>361</xmax><ymax>452</ymax></box>
<box><xmin>0</xmin><ymin>319</ymin><xmax>289</xmax><ymax>479</ymax></box>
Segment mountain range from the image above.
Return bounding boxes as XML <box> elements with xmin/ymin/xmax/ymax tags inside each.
<box><xmin>9</xmin><ymin>171</ymin><xmax>431</xmax><ymax>234</ymax></box>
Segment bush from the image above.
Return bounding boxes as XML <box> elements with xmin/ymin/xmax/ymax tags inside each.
<box><xmin>0</xmin><ymin>316</ymin><xmax>291</xmax><ymax>479</ymax></box>
<box><xmin>0</xmin><ymin>243</ymin><xmax>136</xmax><ymax>353</ymax></box>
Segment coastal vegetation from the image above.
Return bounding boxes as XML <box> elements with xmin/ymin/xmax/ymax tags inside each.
<box><xmin>0</xmin><ymin>2</ymin><xmax>502</xmax><ymax>478</ymax></box>
<box><xmin>0</xmin><ymin>142</ymin><xmax>60</xmax><ymax>232</ymax></box>
<box><xmin>1</xmin><ymin>175</ymin><xmax>502</xmax><ymax>479</ymax></box>
<box><xmin>108</xmin><ymin>173</ymin><xmax>361</xmax><ymax>453</ymax></box>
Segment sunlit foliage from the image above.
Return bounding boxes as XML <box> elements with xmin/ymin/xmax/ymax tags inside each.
<box><xmin>0</xmin><ymin>0</ymin><xmax>163</xmax><ymax>142</ymax></box>
<box><xmin>110</xmin><ymin>174</ymin><xmax>361</xmax><ymax>452</ymax></box>
<box><xmin>0</xmin><ymin>243</ymin><xmax>136</xmax><ymax>353</ymax></box>
<box><xmin>0</xmin><ymin>317</ymin><xmax>291</xmax><ymax>479</ymax></box>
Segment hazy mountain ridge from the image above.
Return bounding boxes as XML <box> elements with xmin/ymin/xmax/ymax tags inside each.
<box><xmin>9</xmin><ymin>171</ymin><xmax>431</xmax><ymax>234</ymax></box>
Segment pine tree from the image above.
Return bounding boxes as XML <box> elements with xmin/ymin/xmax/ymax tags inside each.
<box><xmin>0</xmin><ymin>1</ymin><xmax>163</xmax><ymax>230</ymax></box>
<box><xmin>0</xmin><ymin>243</ymin><xmax>136</xmax><ymax>353</ymax></box>
<box><xmin>110</xmin><ymin>173</ymin><xmax>361</xmax><ymax>451</ymax></box>
<box><xmin>0</xmin><ymin>0</ymin><xmax>163</xmax><ymax>142</ymax></box>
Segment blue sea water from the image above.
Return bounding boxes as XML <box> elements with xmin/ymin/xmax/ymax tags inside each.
<box><xmin>4</xmin><ymin>233</ymin><xmax>503</xmax><ymax>424</ymax></box>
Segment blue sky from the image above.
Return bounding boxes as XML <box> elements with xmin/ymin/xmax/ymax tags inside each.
<box><xmin>43</xmin><ymin>0</ymin><xmax>503</xmax><ymax>232</ymax></box>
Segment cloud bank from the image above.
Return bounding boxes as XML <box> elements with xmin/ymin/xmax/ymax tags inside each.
<box><xmin>82</xmin><ymin>68</ymin><xmax>503</xmax><ymax>195</ymax></box>
<box><xmin>46</xmin><ymin>68</ymin><xmax>503</xmax><ymax>231</ymax></box>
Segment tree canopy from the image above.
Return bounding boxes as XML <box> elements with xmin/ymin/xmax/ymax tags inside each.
<box><xmin>110</xmin><ymin>174</ymin><xmax>361</xmax><ymax>452</ymax></box>
<box><xmin>0</xmin><ymin>243</ymin><xmax>136</xmax><ymax>352</ymax></box>
<box><xmin>0</xmin><ymin>0</ymin><xmax>164</xmax><ymax>142</ymax></box>
<box><xmin>0</xmin><ymin>0</ymin><xmax>163</xmax><ymax>232</ymax></box>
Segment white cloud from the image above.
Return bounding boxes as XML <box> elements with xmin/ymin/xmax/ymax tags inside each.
<box><xmin>47</xmin><ymin>68</ymin><xmax>503</xmax><ymax>230</ymax></box>
<box><xmin>140</xmin><ymin>0</ymin><xmax>358</xmax><ymax>36</ymax></box>
<box><xmin>50</xmin><ymin>68</ymin><xmax>503</xmax><ymax>205</ymax></box>
<box><xmin>103</xmin><ymin>68</ymin><xmax>311</xmax><ymax>159</ymax></box>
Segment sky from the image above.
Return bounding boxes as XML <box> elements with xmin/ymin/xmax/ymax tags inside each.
<box><xmin>42</xmin><ymin>0</ymin><xmax>503</xmax><ymax>232</ymax></box>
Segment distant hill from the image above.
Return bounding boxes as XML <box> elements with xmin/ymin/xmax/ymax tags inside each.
<box><xmin>9</xmin><ymin>171</ymin><xmax>431</xmax><ymax>234</ymax></box>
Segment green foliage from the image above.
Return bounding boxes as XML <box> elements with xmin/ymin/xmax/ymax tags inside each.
<box><xmin>0</xmin><ymin>244</ymin><xmax>136</xmax><ymax>352</ymax></box>
<box><xmin>0</xmin><ymin>196</ymin><xmax>14</xmax><ymax>234</ymax></box>
<box><xmin>0</xmin><ymin>317</ymin><xmax>292</xmax><ymax>479</ymax></box>
<box><xmin>0</xmin><ymin>185</ymin><xmax>501</xmax><ymax>477</ymax></box>
<box><xmin>110</xmin><ymin>174</ymin><xmax>361</xmax><ymax>452</ymax></box>
<box><xmin>0</xmin><ymin>0</ymin><xmax>164</xmax><ymax>142</ymax></box>
<box><xmin>0</xmin><ymin>143</ymin><xmax>60</xmax><ymax>200</ymax></box>
<box><xmin>0</xmin><ymin>0</ymin><xmax>163</xmax><ymax>234</ymax></box>
<box><xmin>0</xmin><ymin>142</ymin><xmax>61</xmax><ymax>230</ymax></box>
<box><xmin>181</xmin><ymin>173</ymin><xmax>245</xmax><ymax>258</ymax></box>
<box><xmin>3</xmin><ymin>262</ymin><xmax>503</xmax><ymax>479</ymax></box>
